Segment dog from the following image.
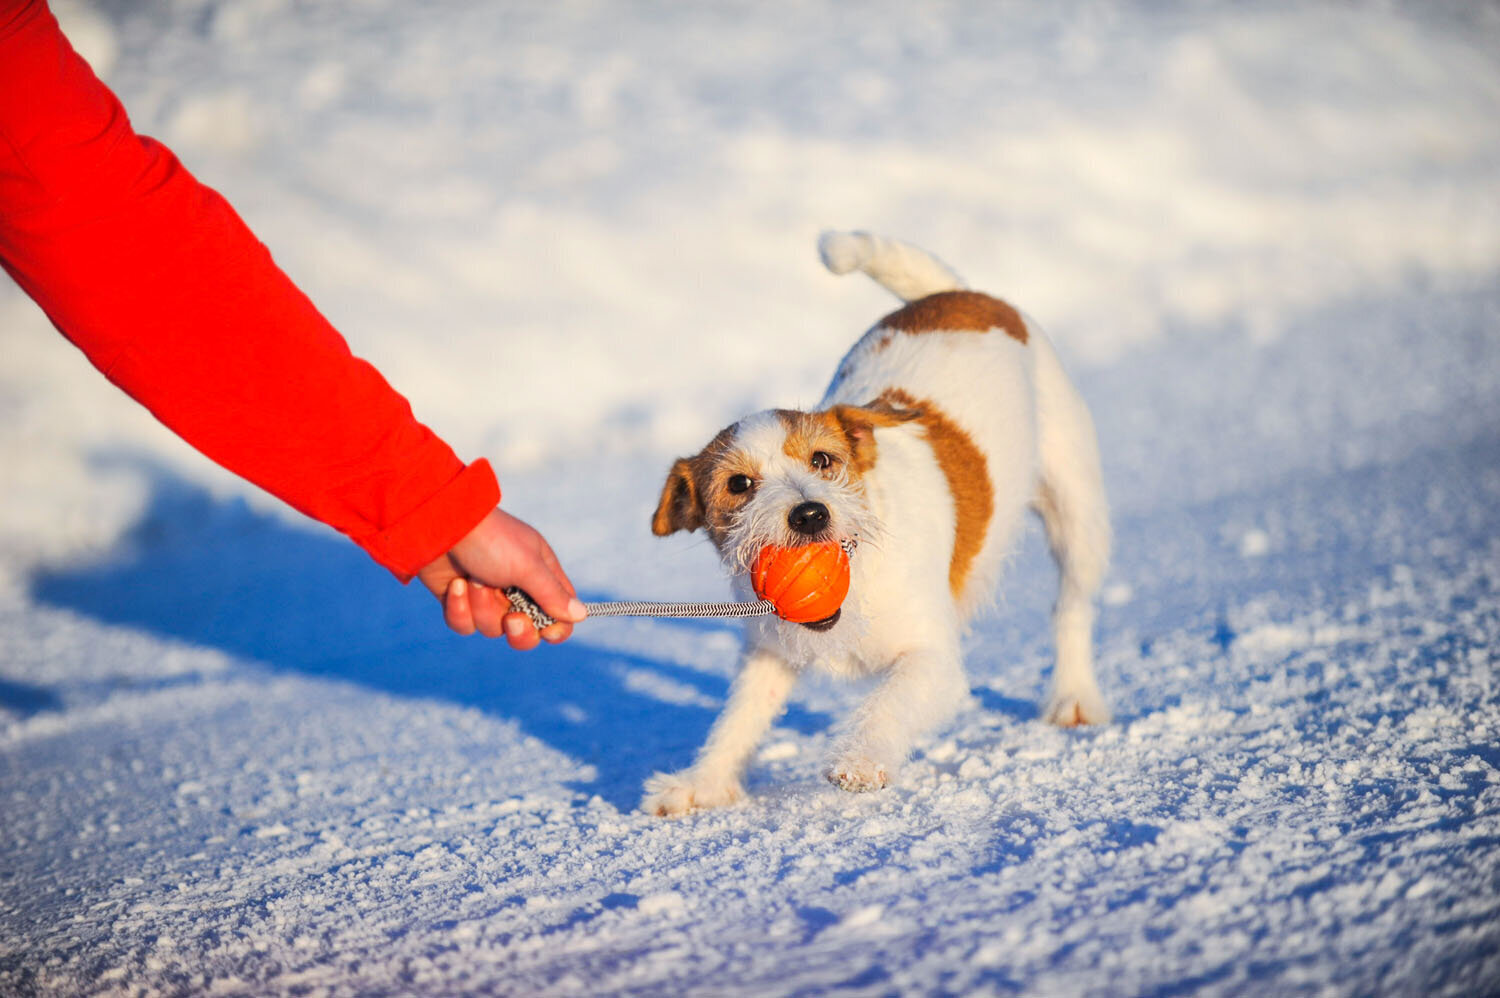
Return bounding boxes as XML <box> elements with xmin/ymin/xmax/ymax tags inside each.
<box><xmin>642</xmin><ymin>231</ymin><xmax>1111</xmax><ymax>816</ymax></box>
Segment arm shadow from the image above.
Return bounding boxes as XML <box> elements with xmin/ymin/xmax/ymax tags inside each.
<box><xmin>26</xmin><ymin>458</ymin><xmax>826</xmax><ymax>812</ymax></box>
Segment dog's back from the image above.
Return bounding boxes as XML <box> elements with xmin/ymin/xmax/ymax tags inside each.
<box><xmin>819</xmin><ymin>232</ymin><xmax>1042</xmax><ymax>617</ymax></box>
<box><xmin>818</xmin><ymin>229</ymin><xmax>1111</xmax><ymax>723</ymax></box>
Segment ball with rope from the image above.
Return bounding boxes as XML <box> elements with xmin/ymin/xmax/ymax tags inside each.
<box><xmin>502</xmin><ymin>537</ymin><xmax>856</xmax><ymax>630</ymax></box>
<box><xmin>750</xmin><ymin>539</ymin><xmax>853</xmax><ymax>624</ymax></box>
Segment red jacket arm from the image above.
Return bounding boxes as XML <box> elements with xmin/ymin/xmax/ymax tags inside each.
<box><xmin>0</xmin><ymin>0</ymin><xmax>498</xmax><ymax>581</ymax></box>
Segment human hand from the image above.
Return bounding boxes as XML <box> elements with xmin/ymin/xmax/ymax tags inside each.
<box><xmin>416</xmin><ymin>507</ymin><xmax>586</xmax><ymax>650</ymax></box>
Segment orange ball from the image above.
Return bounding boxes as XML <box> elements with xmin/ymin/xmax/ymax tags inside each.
<box><xmin>751</xmin><ymin>541</ymin><xmax>851</xmax><ymax>623</ymax></box>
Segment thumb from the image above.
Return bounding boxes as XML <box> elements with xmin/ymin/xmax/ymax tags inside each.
<box><xmin>511</xmin><ymin>557</ymin><xmax>586</xmax><ymax>625</ymax></box>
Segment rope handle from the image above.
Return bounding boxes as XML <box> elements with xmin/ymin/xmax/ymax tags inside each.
<box><xmin>503</xmin><ymin>587</ymin><xmax>776</xmax><ymax>630</ymax></box>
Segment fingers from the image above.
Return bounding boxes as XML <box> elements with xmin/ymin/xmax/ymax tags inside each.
<box><xmin>470</xmin><ymin>584</ymin><xmax>574</xmax><ymax>649</ymax></box>
<box><xmin>502</xmin><ymin>612</ymin><xmax>542</xmax><ymax>651</ymax></box>
<box><xmin>443</xmin><ymin>577</ymin><xmax>573</xmax><ymax>648</ymax></box>
<box><xmin>444</xmin><ymin>578</ymin><xmax>476</xmax><ymax>635</ymax></box>
<box><xmin>467</xmin><ymin>583</ymin><xmax>508</xmax><ymax>639</ymax></box>
<box><xmin>538</xmin><ymin>620</ymin><xmax>573</xmax><ymax>644</ymax></box>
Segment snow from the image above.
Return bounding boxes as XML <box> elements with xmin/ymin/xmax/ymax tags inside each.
<box><xmin>2</xmin><ymin>0</ymin><xmax>1499</xmax><ymax>994</ymax></box>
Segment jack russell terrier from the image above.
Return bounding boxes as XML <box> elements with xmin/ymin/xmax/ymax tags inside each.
<box><xmin>643</xmin><ymin>231</ymin><xmax>1111</xmax><ymax>816</ymax></box>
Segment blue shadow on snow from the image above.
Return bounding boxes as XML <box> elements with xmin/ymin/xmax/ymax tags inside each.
<box><xmin>27</xmin><ymin>459</ymin><xmax>827</xmax><ymax>812</ymax></box>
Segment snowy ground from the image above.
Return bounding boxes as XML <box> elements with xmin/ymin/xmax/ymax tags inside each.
<box><xmin>3</xmin><ymin>1</ymin><xmax>1500</xmax><ymax>994</ymax></box>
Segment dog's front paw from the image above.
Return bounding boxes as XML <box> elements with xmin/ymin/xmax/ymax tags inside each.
<box><xmin>1043</xmin><ymin>687</ymin><xmax>1112</xmax><ymax>727</ymax></box>
<box><xmin>824</xmin><ymin>756</ymin><xmax>889</xmax><ymax>793</ymax></box>
<box><xmin>640</xmin><ymin>770</ymin><xmax>745</xmax><ymax>817</ymax></box>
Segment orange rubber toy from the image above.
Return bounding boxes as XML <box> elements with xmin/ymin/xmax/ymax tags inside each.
<box><xmin>751</xmin><ymin>541</ymin><xmax>852</xmax><ymax>623</ymax></box>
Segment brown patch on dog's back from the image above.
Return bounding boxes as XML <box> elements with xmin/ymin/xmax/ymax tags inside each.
<box><xmin>829</xmin><ymin>400</ymin><xmax>921</xmax><ymax>475</ymax></box>
<box><xmin>880</xmin><ymin>290</ymin><xmax>1028</xmax><ymax>345</ymax></box>
<box><xmin>876</xmin><ymin>388</ymin><xmax>994</xmax><ymax>598</ymax></box>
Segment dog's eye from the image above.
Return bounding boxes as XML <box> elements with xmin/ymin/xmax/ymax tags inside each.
<box><xmin>727</xmin><ymin>473</ymin><xmax>754</xmax><ymax>495</ymax></box>
<box><xmin>810</xmin><ymin>451</ymin><xmax>835</xmax><ymax>471</ymax></box>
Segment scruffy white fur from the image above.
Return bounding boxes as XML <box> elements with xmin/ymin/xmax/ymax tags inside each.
<box><xmin>642</xmin><ymin>231</ymin><xmax>1111</xmax><ymax>816</ymax></box>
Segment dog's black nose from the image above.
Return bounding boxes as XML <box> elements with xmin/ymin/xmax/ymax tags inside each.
<box><xmin>788</xmin><ymin>501</ymin><xmax>830</xmax><ymax>536</ymax></box>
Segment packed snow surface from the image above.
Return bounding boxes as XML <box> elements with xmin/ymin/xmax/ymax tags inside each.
<box><xmin>3</xmin><ymin>1</ymin><xmax>1500</xmax><ymax>994</ymax></box>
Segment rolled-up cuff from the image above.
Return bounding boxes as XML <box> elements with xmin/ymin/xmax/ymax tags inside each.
<box><xmin>357</xmin><ymin>458</ymin><xmax>501</xmax><ymax>582</ymax></box>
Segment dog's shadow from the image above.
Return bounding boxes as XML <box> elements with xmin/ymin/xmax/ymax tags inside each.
<box><xmin>27</xmin><ymin>459</ymin><xmax>828</xmax><ymax>812</ymax></box>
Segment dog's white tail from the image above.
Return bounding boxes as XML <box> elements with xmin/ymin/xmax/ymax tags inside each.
<box><xmin>818</xmin><ymin>230</ymin><xmax>966</xmax><ymax>303</ymax></box>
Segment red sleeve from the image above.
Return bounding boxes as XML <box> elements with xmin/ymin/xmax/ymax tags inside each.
<box><xmin>0</xmin><ymin>0</ymin><xmax>499</xmax><ymax>581</ymax></box>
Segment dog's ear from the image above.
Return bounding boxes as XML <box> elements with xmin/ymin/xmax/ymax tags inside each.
<box><xmin>832</xmin><ymin>398</ymin><xmax>922</xmax><ymax>474</ymax></box>
<box><xmin>652</xmin><ymin>458</ymin><xmax>705</xmax><ymax>536</ymax></box>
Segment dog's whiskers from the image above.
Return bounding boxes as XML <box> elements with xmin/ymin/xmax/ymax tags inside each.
<box><xmin>724</xmin><ymin>475</ymin><xmax>880</xmax><ymax>575</ymax></box>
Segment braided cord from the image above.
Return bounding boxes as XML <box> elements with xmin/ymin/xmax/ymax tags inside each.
<box><xmin>584</xmin><ymin>599</ymin><xmax>776</xmax><ymax>619</ymax></box>
<box><xmin>503</xmin><ymin>587</ymin><xmax>773</xmax><ymax>630</ymax></box>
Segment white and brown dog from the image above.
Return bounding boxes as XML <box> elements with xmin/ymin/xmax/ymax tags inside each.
<box><xmin>642</xmin><ymin>231</ymin><xmax>1110</xmax><ymax>816</ymax></box>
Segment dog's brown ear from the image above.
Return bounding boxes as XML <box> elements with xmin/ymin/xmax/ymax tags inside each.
<box><xmin>832</xmin><ymin>397</ymin><xmax>922</xmax><ymax>474</ymax></box>
<box><xmin>652</xmin><ymin>458</ymin><xmax>705</xmax><ymax>536</ymax></box>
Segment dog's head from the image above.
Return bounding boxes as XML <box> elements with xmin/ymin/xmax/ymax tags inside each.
<box><xmin>652</xmin><ymin>403</ymin><xmax>916</xmax><ymax>577</ymax></box>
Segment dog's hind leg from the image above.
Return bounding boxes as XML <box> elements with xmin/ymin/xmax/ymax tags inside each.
<box><xmin>1031</xmin><ymin>332</ymin><xmax>1112</xmax><ymax>726</ymax></box>
<box><xmin>641</xmin><ymin>646</ymin><xmax>798</xmax><ymax>816</ymax></box>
